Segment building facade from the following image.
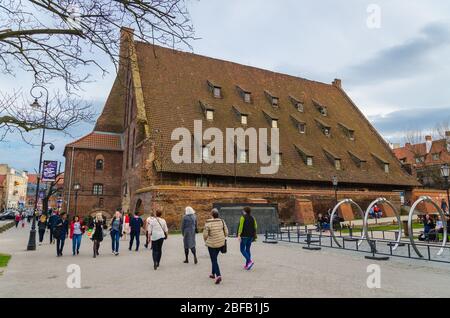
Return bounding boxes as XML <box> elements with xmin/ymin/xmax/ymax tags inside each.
<box><xmin>63</xmin><ymin>132</ymin><xmax>123</xmax><ymax>218</ymax></box>
<box><xmin>393</xmin><ymin>133</ymin><xmax>450</xmax><ymax>188</ymax></box>
<box><xmin>64</xmin><ymin>28</ymin><xmax>418</xmax><ymax>228</ymax></box>
<box><xmin>26</xmin><ymin>173</ymin><xmax>65</xmax><ymax>211</ymax></box>
<box><xmin>0</xmin><ymin>164</ymin><xmax>28</xmax><ymax>209</ymax></box>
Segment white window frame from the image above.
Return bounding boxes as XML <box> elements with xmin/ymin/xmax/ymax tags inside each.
<box><xmin>298</xmin><ymin>123</ymin><xmax>306</xmax><ymax>134</ymax></box>
<box><xmin>306</xmin><ymin>157</ymin><xmax>313</xmax><ymax>166</ymax></box>
<box><xmin>335</xmin><ymin>159</ymin><xmax>341</xmax><ymax>170</ymax></box>
<box><xmin>272</xmin><ymin>120</ymin><xmax>278</xmax><ymax>128</ymax></box>
<box><xmin>206</xmin><ymin>110</ymin><xmax>214</xmax><ymax>121</ymax></box>
<box><xmin>241</xmin><ymin>115</ymin><xmax>248</xmax><ymax>125</ymax></box>
<box><xmin>244</xmin><ymin>93</ymin><xmax>251</xmax><ymax>103</ymax></box>
<box><xmin>213</xmin><ymin>87</ymin><xmax>221</xmax><ymax>98</ymax></box>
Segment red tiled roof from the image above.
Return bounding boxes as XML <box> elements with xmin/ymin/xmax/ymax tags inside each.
<box><xmin>393</xmin><ymin>139</ymin><xmax>450</xmax><ymax>167</ymax></box>
<box><xmin>66</xmin><ymin>131</ymin><xmax>123</xmax><ymax>151</ymax></box>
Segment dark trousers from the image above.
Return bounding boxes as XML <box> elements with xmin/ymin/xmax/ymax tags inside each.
<box><xmin>49</xmin><ymin>228</ymin><xmax>54</xmax><ymax>243</ymax></box>
<box><xmin>208</xmin><ymin>247</ymin><xmax>221</xmax><ymax>277</ymax></box>
<box><xmin>152</xmin><ymin>238</ymin><xmax>164</xmax><ymax>265</ymax></box>
<box><xmin>111</xmin><ymin>230</ymin><xmax>120</xmax><ymax>253</ymax></box>
<box><xmin>38</xmin><ymin>229</ymin><xmax>45</xmax><ymax>243</ymax></box>
<box><xmin>240</xmin><ymin>237</ymin><xmax>253</xmax><ymax>265</ymax></box>
<box><xmin>129</xmin><ymin>231</ymin><xmax>140</xmax><ymax>250</ymax></box>
<box><xmin>56</xmin><ymin>238</ymin><xmax>65</xmax><ymax>255</ymax></box>
<box><xmin>15</xmin><ymin>221</ymin><xmax>19</xmax><ymax>228</ymax></box>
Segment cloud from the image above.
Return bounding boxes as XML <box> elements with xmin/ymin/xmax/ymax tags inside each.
<box><xmin>369</xmin><ymin>107</ymin><xmax>450</xmax><ymax>142</ymax></box>
<box><xmin>344</xmin><ymin>21</ymin><xmax>450</xmax><ymax>84</ymax></box>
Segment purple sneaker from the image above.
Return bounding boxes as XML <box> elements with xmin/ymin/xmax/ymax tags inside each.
<box><xmin>246</xmin><ymin>261</ymin><xmax>254</xmax><ymax>270</ymax></box>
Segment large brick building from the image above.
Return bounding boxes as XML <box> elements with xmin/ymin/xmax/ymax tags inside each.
<box><xmin>64</xmin><ymin>28</ymin><xmax>418</xmax><ymax>228</ymax></box>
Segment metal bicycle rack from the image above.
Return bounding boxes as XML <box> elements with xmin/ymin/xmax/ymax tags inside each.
<box><xmin>330</xmin><ymin>199</ymin><xmax>365</xmax><ymax>248</ymax></box>
<box><xmin>364</xmin><ymin>198</ymin><xmax>402</xmax><ymax>251</ymax></box>
<box><xmin>408</xmin><ymin>196</ymin><xmax>448</xmax><ymax>258</ymax></box>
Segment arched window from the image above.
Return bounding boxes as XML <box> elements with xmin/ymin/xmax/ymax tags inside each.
<box><xmin>96</xmin><ymin>159</ymin><xmax>104</xmax><ymax>170</ymax></box>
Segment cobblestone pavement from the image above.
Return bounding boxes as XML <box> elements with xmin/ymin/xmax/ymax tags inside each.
<box><xmin>1</xmin><ymin>225</ymin><xmax>450</xmax><ymax>298</ymax></box>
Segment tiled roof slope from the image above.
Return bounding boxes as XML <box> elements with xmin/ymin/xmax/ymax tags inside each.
<box><xmin>94</xmin><ymin>76</ymin><xmax>126</xmax><ymax>133</ymax></box>
<box><xmin>393</xmin><ymin>139</ymin><xmax>450</xmax><ymax>167</ymax></box>
<box><xmin>130</xmin><ymin>42</ymin><xmax>417</xmax><ymax>187</ymax></box>
<box><xmin>66</xmin><ymin>131</ymin><xmax>123</xmax><ymax>151</ymax></box>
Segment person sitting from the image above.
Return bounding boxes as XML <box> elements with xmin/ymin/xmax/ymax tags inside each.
<box><xmin>316</xmin><ymin>213</ymin><xmax>330</xmax><ymax>232</ymax></box>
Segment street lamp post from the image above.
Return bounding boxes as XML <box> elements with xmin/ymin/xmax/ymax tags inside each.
<box><xmin>27</xmin><ymin>85</ymin><xmax>54</xmax><ymax>251</ymax></box>
<box><xmin>73</xmin><ymin>183</ymin><xmax>81</xmax><ymax>216</ymax></box>
<box><xmin>332</xmin><ymin>176</ymin><xmax>339</xmax><ymax>205</ymax></box>
<box><xmin>441</xmin><ymin>164</ymin><xmax>450</xmax><ymax>215</ymax></box>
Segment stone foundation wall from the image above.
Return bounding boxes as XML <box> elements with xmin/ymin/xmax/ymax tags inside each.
<box><xmin>135</xmin><ymin>186</ymin><xmax>403</xmax><ymax>230</ymax></box>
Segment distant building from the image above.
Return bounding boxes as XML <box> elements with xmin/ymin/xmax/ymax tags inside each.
<box><xmin>26</xmin><ymin>173</ymin><xmax>64</xmax><ymax>211</ymax></box>
<box><xmin>393</xmin><ymin>132</ymin><xmax>450</xmax><ymax>188</ymax></box>
<box><xmin>0</xmin><ymin>164</ymin><xmax>28</xmax><ymax>209</ymax></box>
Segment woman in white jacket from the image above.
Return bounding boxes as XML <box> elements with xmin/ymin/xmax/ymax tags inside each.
<box><xmin>148</xmin><ymin>210</ymin><xmax>168</xmax><ymax>270</ymax></box>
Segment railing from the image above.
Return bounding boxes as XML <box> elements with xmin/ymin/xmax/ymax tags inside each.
<box><xmin>265</xmin><ymin>226</ymin><xmax>450</xmax><ymax>264</ymax></box>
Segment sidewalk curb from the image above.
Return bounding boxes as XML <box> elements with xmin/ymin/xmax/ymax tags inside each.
<box><xmin>0</xmin><ymin>222</ymin><xmax>14</xmax><ymax>234</ymax></box>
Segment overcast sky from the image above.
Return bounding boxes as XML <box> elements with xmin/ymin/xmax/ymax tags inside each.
<box><xmin>1</xmin><ymin>0</ymin><xmax>450</xmax><ymax>172</ymax></box>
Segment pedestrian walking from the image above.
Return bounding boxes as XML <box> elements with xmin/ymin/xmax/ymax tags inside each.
<box><xmin>37</xmin><ymin>214</ymin><xmax>47</xmax><ymax>245</ymax></box>
<box><xmin>69</xmin><ymin>215</ymin><xmax>85</xmax><ymax>256</ymax></box>
<box><xmin>148</xmin><ymin>211</ymin><xmax>168</xmax><ymax>270</ymax></box>
<box><xmin>203</xmin><ymin>208</ymin><xmax>228</xmax><ymax>285</ymax></box>
<box><xmin>54</xmin><ymin>213</ymin><xmax>69</xmax><ymax>257</ymax></box>
<box><xmin>181</xmin><ymin>206</ymin><xmax>198</xmax><ymax>264</ymax></box>
<box><xmin>48</xmin><ymin>210</ymin><xmax>59</xmax><ymax>244</ymax></box>
<box><xmin>14</xmin><ymin>211</ymin><xmax>21</xmax><ymax>228</ymax></box>
<box><xmin>129</xmin><ymin>212</ymin><xmax>143</xmax><ymax>251</ymax></box>
<box><xmin>237</xmin><ymin>207</ymin><xmax>258</xmax><ymax>270</ymax></box>
<box><xmin>21</xmin><ymin>211</ymin><xmax>25</xmax><ymax>228</ymax></box>
<box><xmin>110</xmin><ymin>211</ymin><xmax>123</xmax><ymax>256</ymax></box>
<box><xmin>441</xmin><ymin>199</ymin><xmax>448</xmax><ymax>215</ymax></box>
<box><xmin>90</xmin><ymin>213</ymin><xmax>106</xmax><ymax>258</ymax></box>
<box><xmin>122</xmin><ymin>212</ymin><xmax>130</xmax><ymax>240</ymax></box>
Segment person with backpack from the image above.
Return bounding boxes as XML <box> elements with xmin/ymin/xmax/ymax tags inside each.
<box><xmin>203</xmin><ymin>208</ymin><xmax>228</xmax><ymax>285</ymax></box>
<box><xmin>181</xmin><ymin>206</ymin><xmax>198</xmax><ymax>264</ymax></box>
<box><xmin>129</xmin><ymin>212</ymin><xmax>144</xmax><ymax>251</ymax></box>
<box><xmin>90</xmin><ymin>213</ymin><xmax>106</xmax><ymax>258</ymax></box>
<box><xmin>148</xmin><ymin>211</ymin><xmax>168</xmax><ymax>270</ymax></box>
<box><xmin>238</xmin><ymin>207</ymin><xmax>258</xmax><ymax>270</ymax></box>
<box><xmin>54</xmin><ymin>213</ymin><xmax>69</xmax><ymax>257</ymax></box>
<box><xmin>69</xmin><ymin>215</ymin><xmax>85</xmax><ymax>256</ymax></box>
<box><xmin>37</xmin><ymin>214</ymin><xmax>47</xmax><ymax>245</ymax></box>
<box><xmin>110</xmin><ymin>211</ymin><xmax>123</xmax><ymax>256</ymax></box>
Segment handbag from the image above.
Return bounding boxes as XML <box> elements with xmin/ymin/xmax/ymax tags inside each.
<box><xmin>156</xmin><ymin>217</ymin><xmax>168</xmax><ymax>240</ymax></box>
<box><xmin>220</xmin><ymin>219</ymin><xmax>227</xmax><ymax>254</ymax></box>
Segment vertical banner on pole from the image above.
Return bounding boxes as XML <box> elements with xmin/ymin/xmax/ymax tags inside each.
<box><xmin>42</xmin><ymin>160</ymin><xmax>58</xmax><ymax>182</ymax></box>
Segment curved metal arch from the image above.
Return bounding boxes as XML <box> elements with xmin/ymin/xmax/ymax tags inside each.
<box><xmin>330</xmin><ymin>199</ymin><xmax>365</xmax><ymax>248</ymax></box>
<box><xmin>408</xmin><ymin>196</ymin><xmax>448</xmax><ymax>258</ymax></box>
<box><xmin>364</xmin><ymin>198</ymin><xmax>402</xmax><ymax>251</ymax></box>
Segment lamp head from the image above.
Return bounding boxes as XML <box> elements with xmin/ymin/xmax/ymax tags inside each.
<box><xmin>30</xmin><ymin>98</ymin><xmax>41</xmax><ymax>108</ymax></box>
<box><xmin>441</xmin><ymin>164</ymin><xmax>450</xmax><ymax>178</ymax></box>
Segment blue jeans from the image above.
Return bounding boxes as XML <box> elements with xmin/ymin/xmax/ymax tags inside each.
<box><xmin>111</xmin><ymin>230</ymin><xmax>120</xmax><ymax>253</ymax></box>
<box><xmin>72</xmin><ymin>234</ymin><xmax>82</xmax><ymax>255</ymax></box>
<box><xmin>240</xmin><ymin>237</ymin><xmax>253</xmax><ymax>265</ymax></box>
<box><xmin>208</xmin><ymin>247</ymin><xmax>221</xmax><ymax>277</ymax></box>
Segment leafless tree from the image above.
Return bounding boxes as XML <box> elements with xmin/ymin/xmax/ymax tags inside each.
<box><xmin>0</xmin><ymin>89</ymin><xmax>95</xmax><ymax>142</ymax></box>
<box><xmin>434</xmin><ymin>120</ymin><xmax>450</xmax><ymax>139</ymax></box>
<box><xmin>0</xmin><ymin>0</ymin><xmax>195</xmax><ymax>139</ymax></box>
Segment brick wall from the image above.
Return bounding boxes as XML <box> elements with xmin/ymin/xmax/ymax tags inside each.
<box><xmin>134</xmin><ymin>186</ymin><xmax>403</xmax><ymax>229</ymax></box>
<box><xmin>63</xmin><ymin>148</ymin><xmax>123</xmax><ymax>218</ymax></box>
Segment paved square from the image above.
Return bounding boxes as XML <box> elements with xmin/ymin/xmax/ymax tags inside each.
<box><xmin>1</xmin><ymin>224</ymin><xmax>450</xmax><ymax>298</ymax></box>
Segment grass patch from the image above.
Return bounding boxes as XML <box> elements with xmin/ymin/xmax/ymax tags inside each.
<box><xmin>341</xmin><ymin>223</ymin><xmax>423</xmax><ymax>233</ymax></box>
<box><xmin>0</xmin><ymin>253</ymin><xmax>11</xmax><ymax>268</ymax></box>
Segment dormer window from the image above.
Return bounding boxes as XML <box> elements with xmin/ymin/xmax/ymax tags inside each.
<box><xmin>289</xmin><ymin>95</ymin><xmax>305</xmax><ymax>112</ymax></box>
<box><xmin>272</xmin><ymin>119</ymin><xmax>278</xmax><ymax>128</ymax></box>
<box><xmin>313</xmin><ymin>99</ymin><xmax>328</xmax><ymax>116</ymax></box>
<box><xmin>237</xmin><ymin>86</ymin><xmax>252</xmax><ymax>103</ymax></box>
<box><xmin>232</xmin><ymin>105</ymin><xmax>249</xmax><ymax>126</ymax></box>
<box><xmin>238</xmin><ymin>149</ymin><xmax>249</xmax><ymax>163</ymax></box>
<box><xmin>324</xmin><ymin>148</ymin><xmax>341</xmax><ymax>170</ymax></box>
<box><xmin>315</xmin><ymin>118</ymin><xmax>331</xmax><ymax>137</ymax></box>
<box><xmin>265</xmin><ymin>91</ymin><xmax>279</xmax><ymax>108</ymax></box>
<box><xmin>263</xmin><ymin>110</ymin><xmax>279</xmax><ymax>128</ymax></box>
<box><xmin>290</xmin><ymin>114</ymin><xmax>306</xmax><ymax>134</ymax></box>
<box><xmin>339</xmin><ymin>123</ymin><xmax>355</xmax><ymax>141</ymax></box>
<box><xmin>207</xmin><ymin>80</ymin><xmax>222</xmax><ymax>98</ymax></box>
<box><xmin>348</xmin><ymin>151</ymin><xmax>367</xmax><ymax>168</ymax></box>
<box><xmin>294</xmin><ymin>144</ymin><xmax>313</xmax><ymax>166</ymax></box>
<box><xmin>206</xmin><ymin>110</ymin><xmax>214</xmax><ymax>121</ymax></box>
<box><xmin>200</xmin><ymin>101</ymin><xmax>215</xmax><ymax>121</ymax></box>
<box><xmin>432</xmin><ymin>153</ymin><xmax>440</xmax><ymax>161</ymax></box>
<box><xmin>371</xmin><ymin>153</ymin><xmax>390</xmax><ymax>174</ymax></box>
